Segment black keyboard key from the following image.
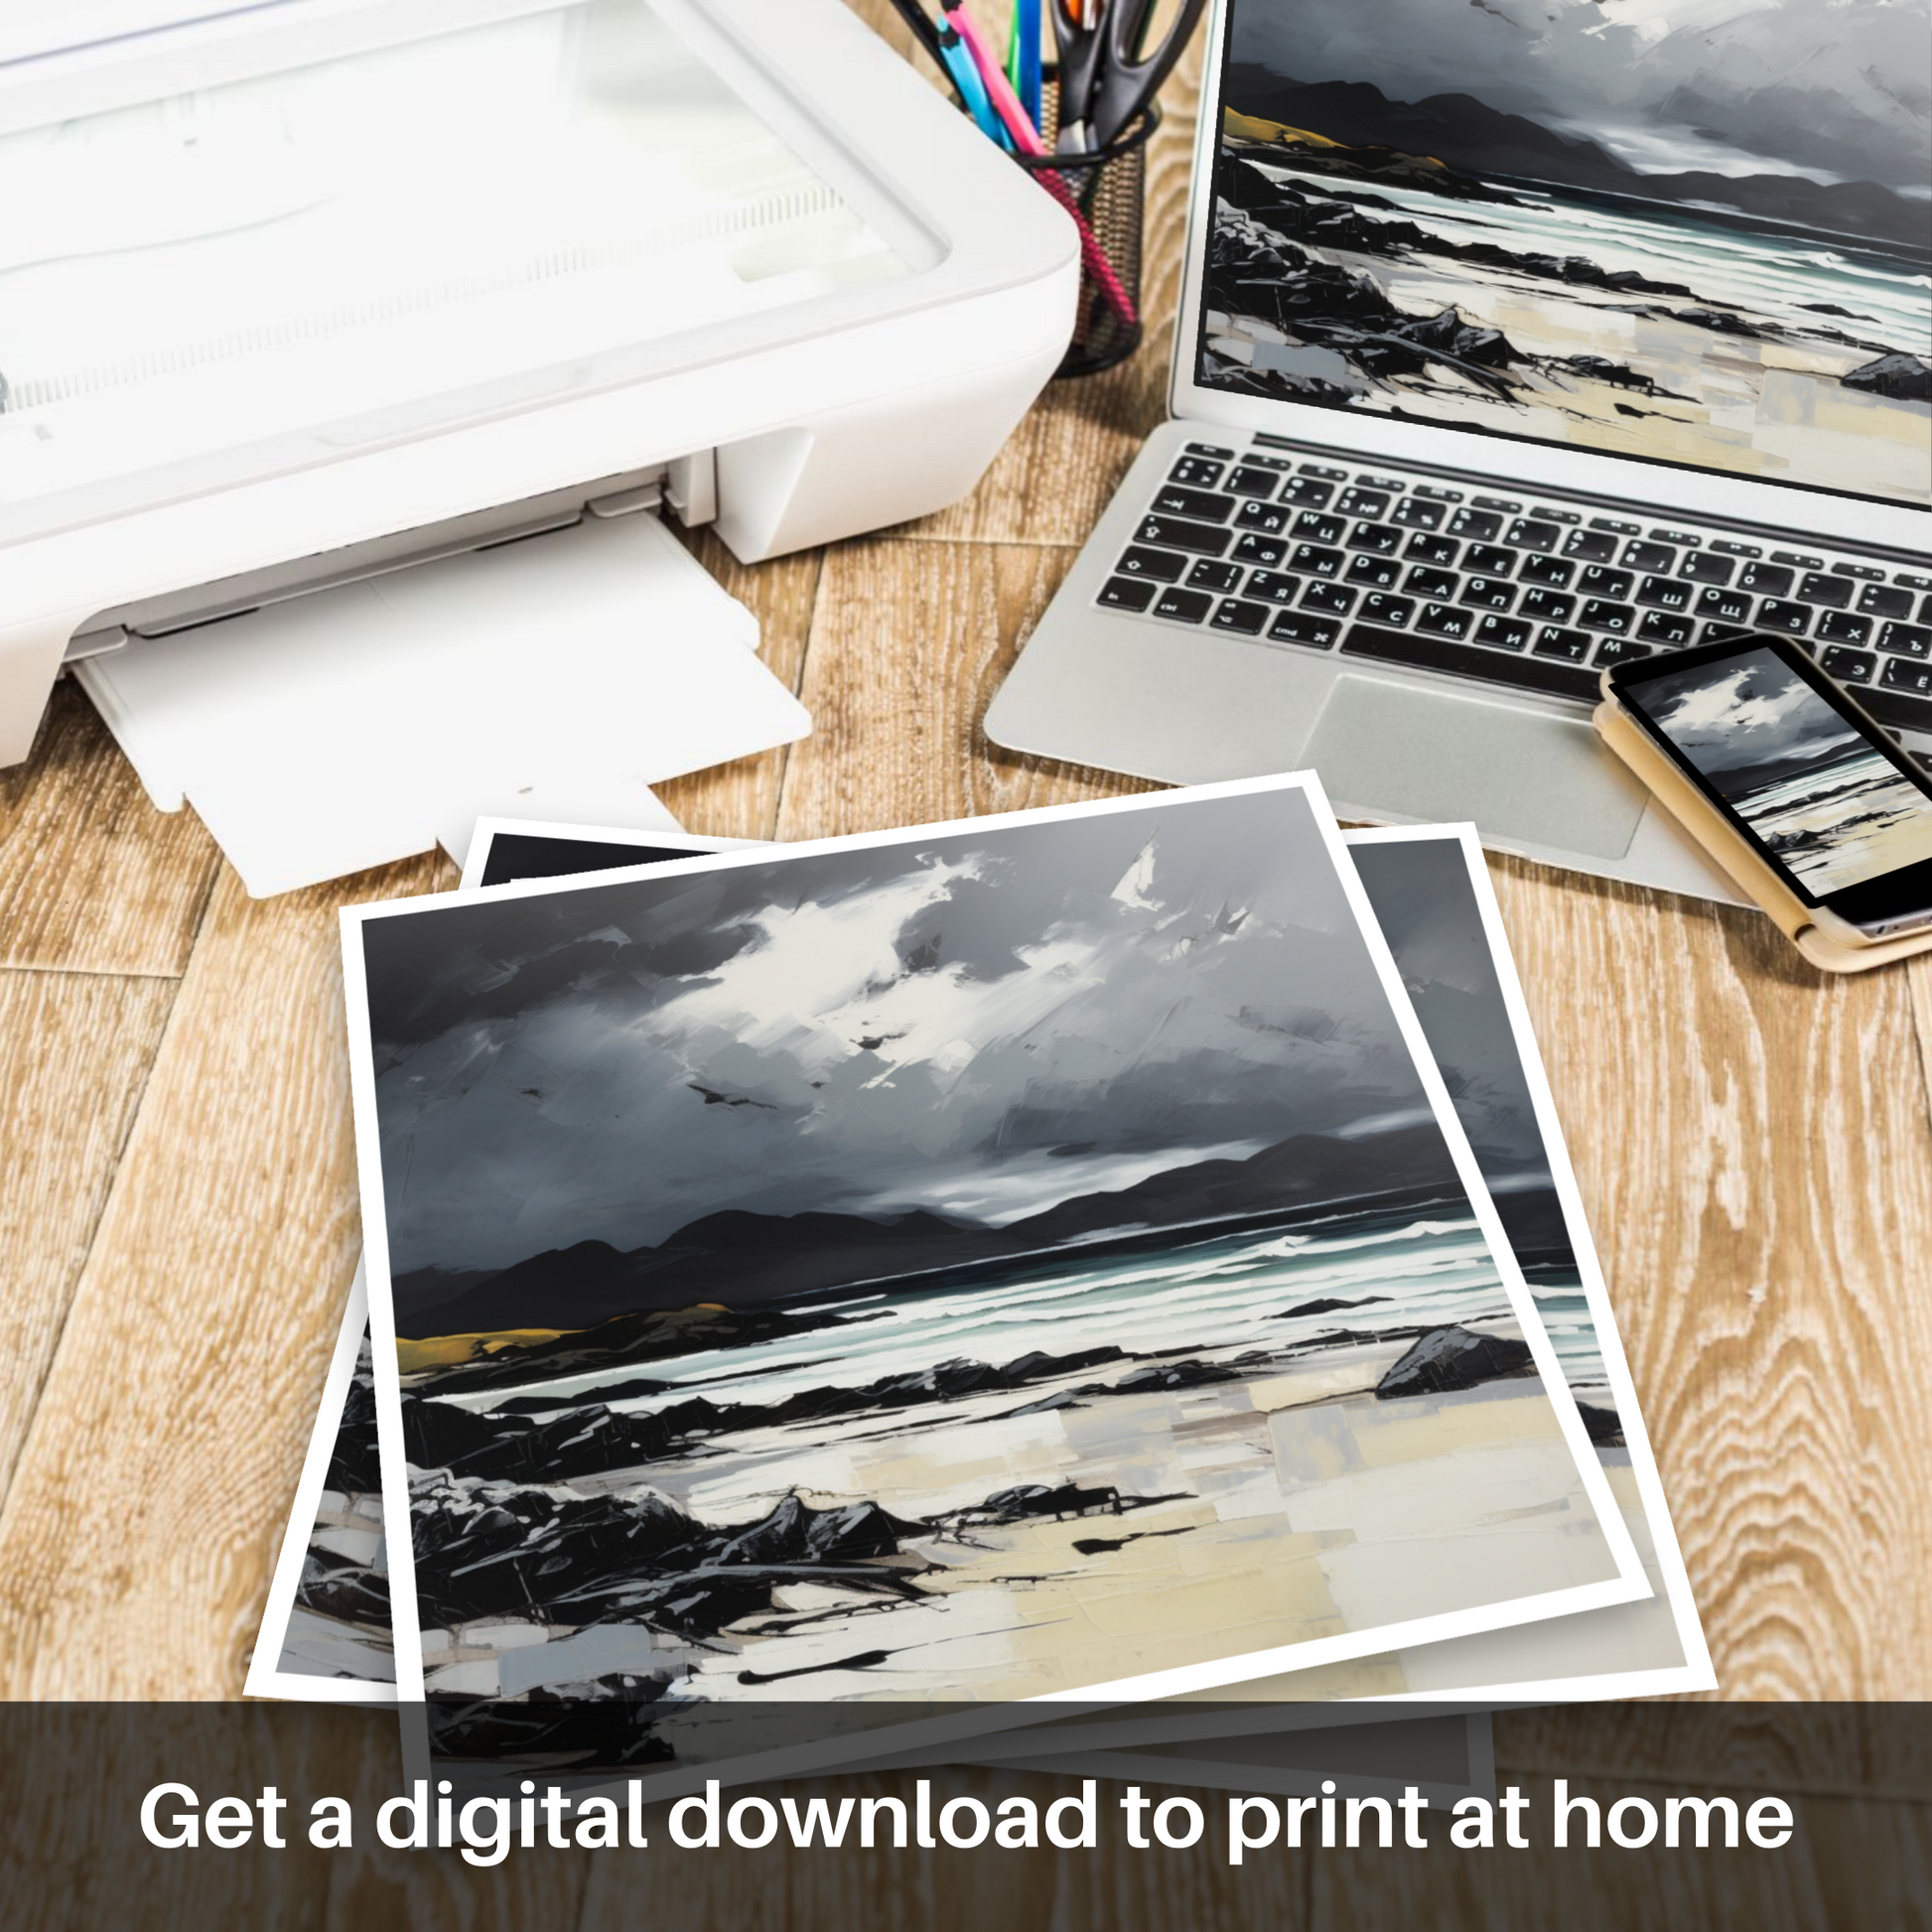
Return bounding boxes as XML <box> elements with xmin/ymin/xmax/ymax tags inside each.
<box><xmin>1334</xmin><ymin>486</ymin><xmax>1391</xmax><ymax>519</ymax></box>
<box><xmin>1169</xmin><ymin>457</ymin><xmax>1225</xmax><ymax>487</ymax></box>
<box><xmin>1418</xmin><ymin>603</ymin><xmax>1474</xmax><ymax>639</ymax></box>
<box><xmin>1461</xmin><ymin>578</ymin><xmax>1517</xmax><ymax>612</ymax></box>
<box><xmin>1392</xmin><ymin>497</ymin><xmax>1447</xmax><ymax>531</ymax></box>
<box><xmin>1296</xmin><ymin>462</ymin><xmax>1346</xmax><ymax>480</ymax></box>
<box><xmin>1280</xmin><ymin>477</ymin><xmax>1336</xmax><ymax>508</ymax></box>
<box><xmin>1345</xmin><ymin>554</ymin><xmax>1403</xmax><ymax>590</ymax></box>
<box><xmin>1293</xmin><ymin>511</ymin><xmax>1348</xmax><ymax>545</ymax></box>
<box><xmin>1772</xmin><ymin>550</ymin><xmax>1823</xmax><ymax>570</ymax></box>
<box><xmin>1880</xmin><ymin>621</ymin><xmax>1932</xmax><ymax>659</ymax></box>
<box><xmin>1757</xmin><ymin>599</ymin><xmax>1810</xmax><ymax>636</ymax></box>
<box><xmin>1449</xmin><ymin>507</ymin><xmax>1502</xmax><ymax>541</ymax></box>
<box><xmin>1696</xmin><ymin>585</ymin><xmax>1754</xmax><ymax>625</ymax></box>
<box><xmin>1623</xmin><ymin>540</ymin><xmax>1677</xmax><ymax>574</ymax></box>
<box><xmin>1211</xmin><ymin>599</ymin><xmax>1271</xmax><ymax>636</ymax></box>
<box><xmin>1341</xmin><ymin>621</ymin><xmax>1598</xmax><ymax>700</ymax></box>
<box><xmin>1463</xmin><ymin>543</ymin><xmax>1517</xmax><ymax>578</ymax></box>
<box><xmin>1233</xmin><ymin>531</ymin><xmax>1287</xmax><ymax>568</ymax></box>
<box><xmin>1137</xmin><ymin>514</ymin><xmax>1231</xmax><ymax>557</ymax></box>
<box><xmin>1520</xmin><ymin>588</ymin><xmax>1577</xmax><ymax>624</ymax></box>
<box><xmin>1923</xmin><ymin>596</ymin><xmax>1932</xmax><ymax>623</ymax></box>
<box><xmin>1738</xmin><ymin>561</ymin><xmax>1793</xmax><ymax>597</ymax></box>
<box><xmin>1563</xmin><ymin>528</ymin><xmax>1620</xmax><ymax>563</ymax></box>
<box><xmin>1798</xmin><ymin>572</ymin><xmax>1852</xmax><ymax>611</ymax></box>
<box><xmin>1903</xmin><ymin>573</ymin><xmax>1932</xmax><ymax>592</ymax></box>
<box><xmin>1818</xmin><ymin>611</ymin><xmax>1872</xmax><ymax>645</ymax></box>
<box><xmin>1405</xmin><ymin>566</ymin><xmax>1460</xmax><ymax>602</ymax></box>
<box><xmin>1680</xmin><ymin>552</ymin><xmax>1735</xmax><ymax>586</ymax></box>
<box><xmin>1358</xmin><ymin>593</ymin><xmax>1417</xmax><ymax>628</ymax></box>
<box><xmin>1244</xmin><ymin>570</ymin><xmax>1302</xmax><ymax>605</ymax></box>
<box><xmin>1594</xmin><ymin>637</ymin><xmax>1653</xmax><ymax>667</ymax></box>
<box><xmin>1861</xmin><ymin>686</ymin><xmax>1932</xmax><ymax>737</ymax></box>
<box><xmin>1637</xmin><ymin>610</ymin><xmax>1695</xmax><ymax>646</ymax></box>
<box><xmin>1860</xmin><ymin>584</ymin><xmax>1915</xmax><ymax>620</ymax></box>
<box><xmin>1151</xmin><ymin>586</ymin><xmax>1213</xmax><ymax>623</ymax></box>
<box><xmin>1268</xmin><ymin>611</ymin><xmax>1341</xmax><ymax>649</ymax></box>
<box><xmin>1473</xmin><ymin>495</ymin><xmax>1521</xmax><ymax>514</ymax></box>
<box><xmin>1712</xmin><ymin>539</ymin><xmax>1761</xmax><ymax>558</ymax></box>
<box><xmin>1116</xmin><ymin>546</ymin><xmax>1189</xmax><ymax>583</ymax></box>
<box><xmin>1185</xmin><ymin>441</ymin><xmax>1235</xmax><ymax>459</ymax></box>
<box><xmin>1506</xmin><ymin>518</ymin><xmax>1561</xmax><ymax>552</ymax></box>
<box><xmin>1302</xmin><ymin>582</ymin><xmax>1357</xmax><ymax>617</ymax></box>
<box><xmin>1820</xmin><ymin>645</ymin><xmax>1875</xmax><ymax>683</ymax></box>
<box><xmin>1702</xmin><ymin>621</ymin><xmax>1759</xmax><ymax>644</ymax></box>
<box><xmin>1224</xmin><ymin>465</ymin><xmax>1281</xmax><ymax>498</ymax></box>
<box><xmin>1234</xmin><ymin>499</ymin><xmax>1292</xmax><ymax>535</ymax></box>
<box><xmin>1475</xmin><ymin>615</ymin><xmax>1531</xmax><ymax>651</ymax></box>
<box><xmin>1290</xmin><ymin>543</ymin><xmax>1345</xmax><ymax>578</ymax></box>
<box><xmin>1348</xmin><ymin>521</ymin><xmax>1404</xmax><ymax>556</ymax></box>
<box><xmin>1578</xmin><ymin>566</ymin><xmax>1634</xmax><ymax>601</ymax></box>
<box><xmin>1098</xmin><ymin>576</ymin><xmax>1156</xmax><ymax>612</ymax></box>
<box><xmin>1413</xmin><ymin>483</ymin><xmax>1462</xmax><ymax>502</ymax></box>
<box><xmin>1153</xmin><ymin>484</ymin><xmax>1237</xmax><ymax>521</ymax></box>
<box><xmin>1581</xmin><ymin>599</ymin><xmax>1636</xmax><ymax>634</ymax></box>
<box><xmin>1591</xmin><ymin>516</ymin><xmax>1642</xmax><ymax>535</ymax></box>
<box><xmin>1186</xmin><ymin>559</ymin><xmax>1245</xmax><ymax>594</ymax></box>
<box><xmin>1881</xmin><ymin>656</ymin><xmax>1932</xmax><ymax>697</ymax></box>
<box><xmin>1636</xmin><ymin>575</ymin><xmax>1693</xmax><ymax>613</ymax></box>
<box><xmin>1534</xmin><ymin>626</ymin><xmax>1593</xmax><ymax>662</ymax></box>
<box><xmin>1405</xmin><ymin>532</ymin><xmax>1460</xmax><ymax>567</ymax></box>
<box><xmin>1249</xmin><ymin>454</ymin><xmax>1297</xmax><ymax>472</ymax></box>
<box><xmin>1519</xmin><ymin>553</ymin><xmax>1576</xmax><ymax>589</ymax></box>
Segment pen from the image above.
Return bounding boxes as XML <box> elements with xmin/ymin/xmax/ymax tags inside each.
<box><xmin>1008</xmin><ymin>0</ymin><xmax>1043</xmax><ymax>132</ymax></box>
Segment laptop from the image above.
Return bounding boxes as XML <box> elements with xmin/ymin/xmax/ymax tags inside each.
<box><xmin>986</xmin><ymin>0</ymin><xmax>1932</xmax><ymax>898</ymax></box>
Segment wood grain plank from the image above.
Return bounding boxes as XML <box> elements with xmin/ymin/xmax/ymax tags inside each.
<box><xmin>0</xmin><ymin>681</ymin><xmax>220</xmax><ymax>976</ymax></box>
<box><xmin>0</xmin><ymin>969</ymin><xmax>178</xmax><ymax>1504</ymax></box>
<box><xmin>655</xmin><ymin>531</ymin><xmax>821</xmax><ymax>843</ymax></box>
<box><xmin>775</xmin><ymin>538</ymin><xmax>1158</xmax><ymax>844</ymax></box>
<box><xmin>1311</xmin><ymin>1769</ymin><xmax>1926</xmax><ymax>1931</ymax></box>
<box><xmin>1483</xmin><ymin>853</ymin><xmax>1932</xmax><ymax>1699</ymax></box>
<box><xmin>0</xmin><ymin>855</ymin><xmax>450</xmax><ymax>1698</ymax></box>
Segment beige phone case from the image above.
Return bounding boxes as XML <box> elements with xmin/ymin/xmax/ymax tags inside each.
<box><xmin>1593</xmin><ymin>697</ymin><xmax>1932</xmax><ymax>974</ymax></box>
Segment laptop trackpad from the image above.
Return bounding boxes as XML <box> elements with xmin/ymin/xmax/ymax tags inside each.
<box><xmin>1305</xmin><ymin>675</ymin><xmax>1649</xmax><ymax>859</ymax></box>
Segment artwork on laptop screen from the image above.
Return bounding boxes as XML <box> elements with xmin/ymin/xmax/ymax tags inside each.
<box><xmin>1201</xmin><ymin>0</ymin><xmax>1932</xmax><ymax>505</ymax></box>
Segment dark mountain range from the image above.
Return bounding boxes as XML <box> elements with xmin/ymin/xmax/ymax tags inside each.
<box><xmin>405</xmin><ymin>1122</ymin><xmax>1467</xmax><ymax>1336</ymax></box>
<box><xmin>1222</xmin><ymin>69</ymin><xmax>1928</xmax><ymax>250</ymax></box>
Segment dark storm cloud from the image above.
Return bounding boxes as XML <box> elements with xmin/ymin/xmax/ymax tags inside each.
<box><xmin>1230</xmin><ymin>0</ymin><xmax>1926</xmax><ymax>192</ymax></box>
<box><xmin>358</xmin><ymin>788</ymin><xmax>1448</xmax><ymax>1277</ymax></box>
<box><xmin>1635</xmin><ymin>646</ymin><xmax>1863</xmax><ymax>788</ymax></box>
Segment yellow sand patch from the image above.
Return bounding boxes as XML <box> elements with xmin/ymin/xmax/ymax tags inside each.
<box><xmin>1222</xmin><ymin>107</ymin><xmax>1447</xmax><ymax>169</ymax></box>
<box><xmin>395</xmin><ymin>1327</ymin><xmax>571</xmax><ymax>1373</ymax></box>
<box><xmin>1354</xmin><ymin>1384</ymin><xmax>1562</xmax><ymax>1467</ymax></box>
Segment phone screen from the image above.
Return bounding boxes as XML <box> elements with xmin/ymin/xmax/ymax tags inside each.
<box><xmin>1613</xmin><ymin>638</ymin><xmax>1932</xmax><ymax>919</ymax></box>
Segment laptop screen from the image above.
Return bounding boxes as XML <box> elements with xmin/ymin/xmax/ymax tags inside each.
<box><xmin>1197</xmin><ymin>0</ymin><xmax>1931</xmax><ymax>508</ymax></box>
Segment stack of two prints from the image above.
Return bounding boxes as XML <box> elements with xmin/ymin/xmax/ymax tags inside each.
<box><xmin>250</xmin><ymin>775</ymin><xmax>1713</xmax><ymax>1800</ymax></box>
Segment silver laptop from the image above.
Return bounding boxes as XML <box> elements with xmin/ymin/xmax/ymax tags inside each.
<box><xmin>987</xmin><ymin>0</ymin><xmax>1932</xmax><ymax>898</ymax></box>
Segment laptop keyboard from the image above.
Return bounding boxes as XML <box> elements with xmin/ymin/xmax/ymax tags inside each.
<box><xmin>1097</xmin><ymin>440</ymin><xmax>1932</xmax><ymax>747</ymax></box>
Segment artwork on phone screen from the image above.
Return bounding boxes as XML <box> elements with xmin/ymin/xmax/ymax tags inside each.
<box><xmin>1637</xmin><ymin>645</ymin><xmax>1932</xmax><ymax>894</ymax></box>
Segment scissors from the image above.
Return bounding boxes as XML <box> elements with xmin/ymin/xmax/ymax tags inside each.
<box><xmin>1050</xmin><ymin>0</ymin><xmax>1207</xmax><ymax>152</ymax></box>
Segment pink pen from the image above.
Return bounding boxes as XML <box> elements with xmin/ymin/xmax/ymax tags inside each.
<box><xmin>942</xmin><ymin>1</ymin><xmax>1141</xmax><ymax>331</ymax></box>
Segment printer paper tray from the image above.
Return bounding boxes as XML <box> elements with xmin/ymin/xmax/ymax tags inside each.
<box><xmin>75</xmin><ymin>512</ymin><xmax>808</xmax><ymax>897</ymax></box>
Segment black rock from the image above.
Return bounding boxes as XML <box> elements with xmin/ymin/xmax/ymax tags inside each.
<box><xmin>1277</xmin><ymin>1295</ymin><xmax>1390</xmax><ymax>1319</ymax></box>
<box><xmin>970</xmin><ymin>1482</ymin><xmax>1123</xmax><ymax>1524</ymax></box>
<box><xmin>1113</xmin><ymin>1359</ymin><xmax>1242</xmax><ymax>1393</ymax></box>
<box><xmin>1842</xmin><ymin>353</ymin><xmax>1932</xmax><ymax>403</ymax></box>
<box><xmin>296</xmin><ymin>1550</ymin><xmax>389</xmax><ymax>1626</ymax></box>
<box><xmin>1374</xmin><ymin>1325</ymin><xmax>1534</xmax><ymax>1400</ymax></box>
<box><xmin>716</xmin><ymin>1494</ymin><xmax>925</xmax><ymax>1567</ymax></box>
<box><xmin>998</xmin><ymin>1344</ymin><xmax>1127</xmax><ymax>1382</ymax></box>
<box><xmin>1577</xmin><ymin>1402</ymin><xmax>1626</xmax><ymax>1449</ymax></box>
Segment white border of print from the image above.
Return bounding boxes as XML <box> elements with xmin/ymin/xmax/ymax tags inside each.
<box><xmin>244</xmin><ymin>1261</ymin><xmax>392</xmax><ymax>1705</ymax></box>
<box><xmin>456</xmin><ymin>818</ymin><xmax>764</xmax><ymax>891</ymax></box>
<box><xmin>341</xmin><ymin>773</ymin><xmax>1651</xmax><ymax>1789</ymax></box>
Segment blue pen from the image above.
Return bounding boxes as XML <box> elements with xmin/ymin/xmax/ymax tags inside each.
<box><xmin>936</xmin><ymin>18</ymin><xmax>1011</xmax><ymax>148</ymax></box>
<box><xmin>1013</xmin><ymin>0</ymin><xmax>1042</xmax><ymax>130</ymax></box>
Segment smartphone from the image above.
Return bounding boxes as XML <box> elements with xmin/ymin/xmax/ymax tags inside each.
<box><xmin>1602</xmin><ymin>632</ymin><xmax>1932</xmax><ymax>944</ymax></box>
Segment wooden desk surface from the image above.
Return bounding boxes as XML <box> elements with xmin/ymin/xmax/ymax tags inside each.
<box><xmin>0</xmin><ymin>9</ymin><xmax>1925</xmax><ymax>1925</ymax></box>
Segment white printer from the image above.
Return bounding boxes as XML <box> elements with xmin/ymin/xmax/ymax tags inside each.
<box><xmin>0</xmin><ymin>0</ymin><xmax>1077</xmax><ymax>889</ymax></box>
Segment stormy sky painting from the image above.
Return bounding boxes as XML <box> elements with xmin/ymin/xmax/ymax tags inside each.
<box><xmin>345</xmin><ymin>782</ymin><xmax>1647</xmax><ymax>1776</ymax></box>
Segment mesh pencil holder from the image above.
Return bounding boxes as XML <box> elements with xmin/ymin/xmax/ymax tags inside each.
<box><xmin>1014</xmin><ymin>89</ymin><xmax>1161</xmax><ymax>379</ymax></box>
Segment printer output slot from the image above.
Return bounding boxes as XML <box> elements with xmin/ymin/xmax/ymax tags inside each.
<box><xmin>63</xmin><ymin>451</ymin><xmax>721</xmax><ymax>663</ymax></box>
